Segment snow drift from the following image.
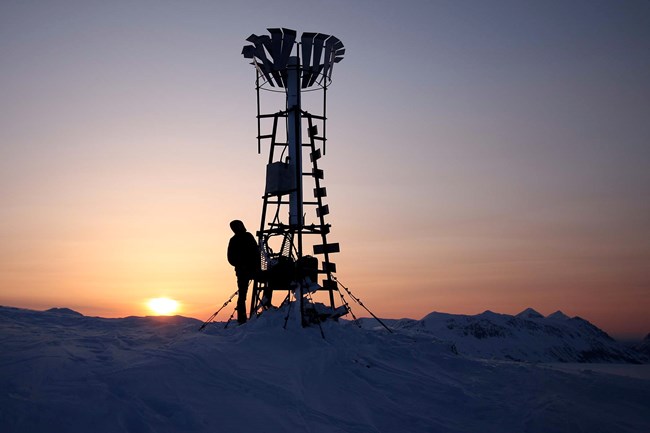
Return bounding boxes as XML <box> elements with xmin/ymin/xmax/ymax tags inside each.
<box><xmin>1</xmin><ymin>305</ymin><xmax>649</xmax><ymax>433</ymax></box>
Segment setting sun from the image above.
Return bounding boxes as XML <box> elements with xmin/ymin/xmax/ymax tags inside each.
<box><xmin>147</xmin><ymin>298</ymin><xmax>180</xmax><ymax>316</ymax></box>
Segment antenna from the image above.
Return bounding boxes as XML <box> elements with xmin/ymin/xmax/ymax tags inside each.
<box><xmin>242</xmin><ymin>28</ymin><xmax>347</xmax><ymax>326</ymax></box>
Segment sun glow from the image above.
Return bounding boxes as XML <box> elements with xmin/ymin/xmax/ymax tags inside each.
<box><xmin>147</xmin><ymin>297</ymin><xmax>180</xmax><ymax>316</ymax></box>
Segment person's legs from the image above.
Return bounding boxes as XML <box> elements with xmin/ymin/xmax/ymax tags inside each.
<box><xmin>261</xmin><ymin>286</ymin><xmax>273</xmax><ymax>309</ymax></box>
<box><xmin>236</xmin><ymin>277</ymin><xmax>249</xmax><ymax>324</ymax></box>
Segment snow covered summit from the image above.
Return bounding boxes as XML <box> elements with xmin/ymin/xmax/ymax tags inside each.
<box><xmin>547</xmin><ymin>310</ymin><xmax>571</xmax><ymax>320</ymax></box>
<box><xmin>516</xmin><ymin>307</ymin><xmax>544</xmax><ymax>319</ymax></box>
<box><xmin>45</xmin><ymin>307</ymin><xmax>83</xmax><ymax>316</ymax></box>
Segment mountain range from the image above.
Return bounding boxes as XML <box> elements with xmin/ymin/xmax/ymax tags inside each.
<box><xmin>360</xmin><ymin>307</ymin><xmax>647</xmax><ymax>364</ymax></box>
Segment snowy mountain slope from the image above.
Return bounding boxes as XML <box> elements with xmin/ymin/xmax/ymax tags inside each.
<box><xmin>637</xmin><ymin>333</ymin><xmax>650</xmax><ymax>358</ymax></box>
<box><xmin>359</xmin><ymin>308</ymin><xmax>646</xmax><ymax>363</ymax></box>
<box><xmin>1</xmin><ymin>305</ymin><xmax>649</xmax><ymax>433</ymax></box>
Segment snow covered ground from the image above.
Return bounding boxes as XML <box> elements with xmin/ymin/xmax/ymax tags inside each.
<box><xmin>1</xmin><ymin>305</ymin><xmax>649</xmax><ymax>433</ymax></box>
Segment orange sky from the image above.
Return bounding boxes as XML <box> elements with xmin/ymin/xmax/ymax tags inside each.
<box><xmin>1</xmin><ymin>1</ymin><xmax>649</xmax><ymax>339</ymax></box>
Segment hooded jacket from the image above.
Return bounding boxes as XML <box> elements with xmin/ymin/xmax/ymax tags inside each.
<box><xmin>227</xmin><ymin>220</ymin><xmax>260</xmax><ymax>277</ymax></box>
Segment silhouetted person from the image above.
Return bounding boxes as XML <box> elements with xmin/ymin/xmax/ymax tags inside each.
<box><xmin>227</xmin><ymin>220</ymin><xmax>259</xmax><ymax>324</ymax></box>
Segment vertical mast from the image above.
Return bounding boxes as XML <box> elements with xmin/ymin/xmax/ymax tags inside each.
<box><xmin>286</xmin><ymin>56</ymin><xmax>303</xmax><ymax>256</ymax></box>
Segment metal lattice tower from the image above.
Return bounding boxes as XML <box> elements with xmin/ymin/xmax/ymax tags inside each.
<box><xmin>241</xmin><ymin>28</ymin><xmax>346</xmax><ymax>325</ymax></box>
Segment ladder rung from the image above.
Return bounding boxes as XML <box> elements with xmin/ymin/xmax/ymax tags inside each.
<box><xmin>313</xmin><ymin>243</ymin><xmax>340</xmax><ymax>255</ymax></box>
<box><xmin>301</xmin><ymin>224</ymin><xmax>331</xmax><ymax>234</ymax></box>
<box><xmin>316</xmin><ymin>205</ymin><xmax>329</xmax><ymax>217</ymax></box>
<box><xmin>304</xmin><ymin>113</ymin><xmax>326</xmax><ymax>120</ymax></box>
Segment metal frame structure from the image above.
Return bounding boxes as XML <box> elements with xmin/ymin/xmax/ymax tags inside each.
<box><xmin>242</xmin><ymin>28</ymin><xmax>345</xmax><ymax>324</ymax></box>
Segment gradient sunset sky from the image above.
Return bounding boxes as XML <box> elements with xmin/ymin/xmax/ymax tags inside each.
<box><xmin>1</xmin><ymin>1</ymin><xmax>649</xmax><ymax>338</ymax></box>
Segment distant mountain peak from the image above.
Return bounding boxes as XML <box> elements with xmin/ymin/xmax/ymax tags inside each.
<box><xmin>516</xmin><ymin>308</ymin><xmax>544</xmax><ymax>319</ymax></box>
<box><xmin>547</xmin><ymin>310</ymin><xmax>570</xmax><ymax>320</ymax></box>
<box><xmin>46</xmin><ymin>307</ymin><xmax>83</xmax><ymax>316</ymax></box>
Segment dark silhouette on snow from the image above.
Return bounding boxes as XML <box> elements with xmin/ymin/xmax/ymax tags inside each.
<box><xmin>227</xmin><ymin>220</ymin><xmax>260</xmax><ymax>324</ymax></box>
